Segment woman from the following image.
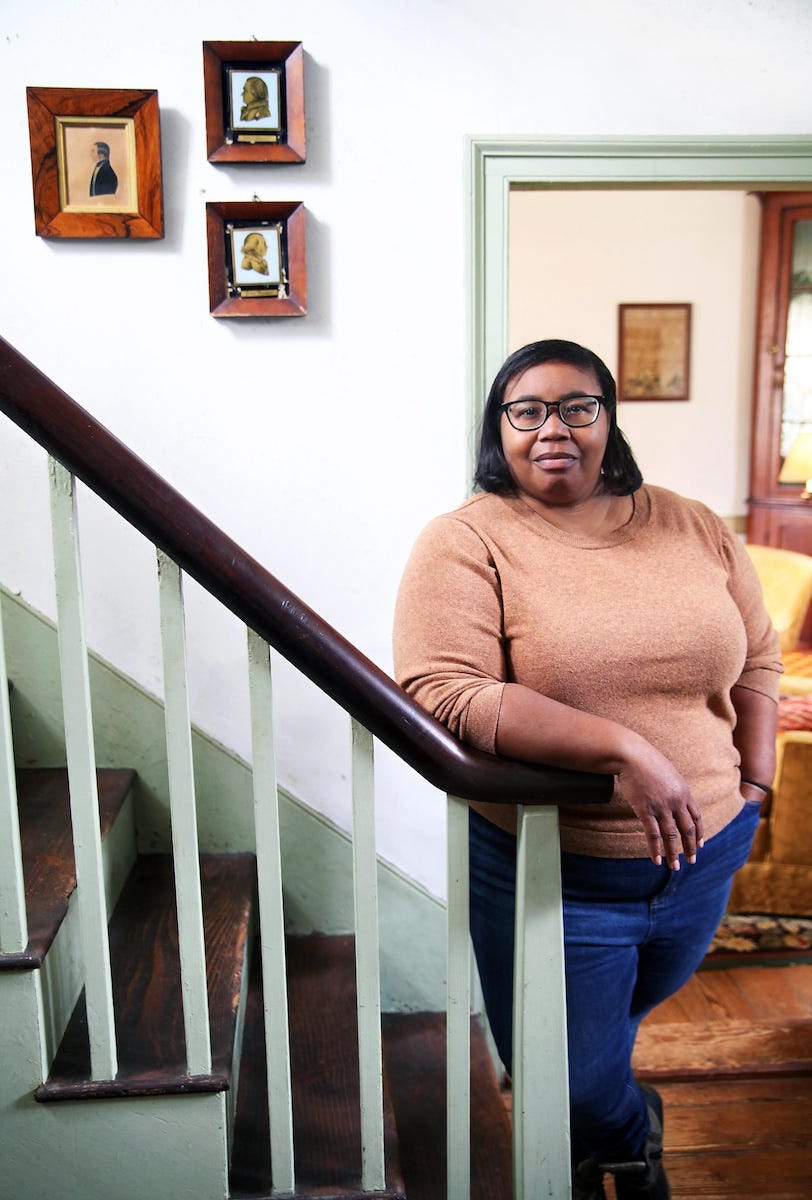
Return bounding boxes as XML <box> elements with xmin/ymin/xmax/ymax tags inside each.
<box><xmin>393</xmin><ymin>339</ymin><xmax>781</xmax><ymax>1199</ymax></box>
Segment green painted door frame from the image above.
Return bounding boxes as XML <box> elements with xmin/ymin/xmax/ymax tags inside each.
<box><xmin>465</xmin><ymin>135</ymin><xmax>812</xmax><ymax>467</ymax></box>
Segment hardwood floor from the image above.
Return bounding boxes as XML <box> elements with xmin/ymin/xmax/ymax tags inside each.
<box><xmin>625</xmin><ymin>963</ymin><xmax>812</xmax><ymax>1199</ymax></box>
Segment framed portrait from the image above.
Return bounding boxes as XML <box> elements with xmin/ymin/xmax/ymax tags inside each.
<box><xmin>206</xmin><ymin>201</ymin><xmax>306</xmax><ymax>317</ymax></box>
<box><xmin>26</xmin><ymin>87</ymin><xmax>163</xmax><ymax>239</ymax></box>
<box><xmin>618</xmin><ymin>304</ymin><xmax>692</xmax><ymax>401</ymax></box>
<box><xmin>203</xmin><ymin>41</ymin><xmax>305</xmax><ymax>164</ymax></box>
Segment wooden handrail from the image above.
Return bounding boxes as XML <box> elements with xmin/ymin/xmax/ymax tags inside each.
<box><xmin>0</xmin><ymin>335</ymin><xmax>612</xmax><ymax>807</ymax></box>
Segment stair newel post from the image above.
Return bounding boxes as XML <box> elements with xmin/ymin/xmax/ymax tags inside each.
<box><xmin>446</xmin><ymin>795</ymin><xmax>471</xmax><ymax>1200</ymax></box>
<box><xmin>48</xmin><ymin>459</ymin><xmax>118</xmax><ymax>1080</ymax></box>
<box><xmin>246</xmin><ymin>629</ymin><xmax>295</xmax><ymax>1195</ymax></box>
<box><xmin>156</xmin><ymin>550</ymin><xmax>212</xmax><ymax>1076</ymax></box>
<box><xmin>0</xmin><ymin>603</ymin><xmax>28</xmax><ymax>955</ymax></box>
<box><xmin>512</xmin><ymin>804</ymin><xmax>572</xmax><ymax>1200</ymax></box>
<box><xmin>350</xmin><ymin>719</ymin><xmax>387</xmax><ymax>1192</ymax></box>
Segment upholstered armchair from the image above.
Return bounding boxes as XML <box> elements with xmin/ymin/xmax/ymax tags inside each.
<box><xmin>727</xmin><ymin>545</ymin><xmax>812</xmax><ymax>916</ymax></box>
<box><xmin>744</xmin><ymin>544</ymin><xmax>812</xmax><ymax>673</ymax></box>
<box><xmin>727</xmin><ymin>719</ymin><xmax>812</xmax><ymax>915</ymax></box>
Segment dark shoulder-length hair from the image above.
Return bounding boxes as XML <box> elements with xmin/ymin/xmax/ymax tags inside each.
<box><xmin>474</xmin><ymin>338</ymin><xmax>643</xmax><ymax>496</ymax></box>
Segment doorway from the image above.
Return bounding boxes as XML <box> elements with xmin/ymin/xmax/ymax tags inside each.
<box><xmin>506</xmin><ymin>186</ymin><xmax>760</xmax><ymax>518</ymax></box>
<box><xmin>466</xmin><ymin>135</ymin><xmax>812</xmax><ymax>470</ymax></box>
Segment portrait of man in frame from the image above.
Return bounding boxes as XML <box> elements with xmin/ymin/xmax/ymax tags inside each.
<box><xmin>57</xmin><ymin>118</ymin><xmax>136</xmax><ymax>213</ymax></box>
<box><xmin>227</xmin><ymin>68</ymin><xmax>282</xmax><ymax>137</ymax></box>
<box><xmin>228</xmin><ymin>223</ymin><xmax>285</xmax><ymax>295</ymax></box>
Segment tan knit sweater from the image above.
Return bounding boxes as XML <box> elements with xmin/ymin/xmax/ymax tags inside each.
<box><xmin>393</xmin><ymin>485</ymin><xmax>783</xmax><ymax>857</ymax></box>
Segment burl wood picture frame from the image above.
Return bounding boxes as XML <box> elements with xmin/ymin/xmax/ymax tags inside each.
<box><xmin>26</xmin><ymin>87</ymin><xmax>164</xmax><ymax>239</ymax></box>
<box><xmin>203</xmin><ymin>41</ymin><xmax>306</xmax><ymax>164</ymax></box>
<box><xmin>618</xmin><ymin>303</ymin><xmax>692</xmax><ymax>401</ymax></box>
<box><xmin>206</xmin><ymin>200</ymin><xmax>306</xmax><ymax>318</ymax></box>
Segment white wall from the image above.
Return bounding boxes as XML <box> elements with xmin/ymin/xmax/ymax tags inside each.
<box><xmin>1</xmin><ymin>0</ymin><xmax>811</xmax><ymax>898</ymax></box>
<box><xmin>509</xmin><ymin>189</ymin><xmax>761</xmax><ymax>516</ymax></box>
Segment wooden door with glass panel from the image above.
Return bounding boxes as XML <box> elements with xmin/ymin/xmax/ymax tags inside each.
<box><xmin>748</xmin><ymin>192</ymin><xmax>812</xmax><ymax>641</ymax></box>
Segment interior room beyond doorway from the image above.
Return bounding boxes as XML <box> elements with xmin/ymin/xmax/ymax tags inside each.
<box><xmin>507</xmin><ymin>187</ymin><xmax>760</xmax><ymax>524</ymax></box>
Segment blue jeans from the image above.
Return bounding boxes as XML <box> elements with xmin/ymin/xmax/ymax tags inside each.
<box><xmin>468</xmin><ymin>801</ymin><xmax>761</xmax><ymax>1166</ymax></box>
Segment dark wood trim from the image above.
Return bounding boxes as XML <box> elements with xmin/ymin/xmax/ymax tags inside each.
<box><xmin>0</xmin><ymin>335</ymin><xmax>611</xmax><ymax>809</ymax></box>
<box><xmin>35</xmin><ymin>1071</ymin><xmax>230</xmax><ymax>1103</ymax></box>
<box><xmin>25</xmin><ymin>88</ymin><xmax>164</xmax><ymax>240</ymax></box>
<box><xmin>748</xmin><ymin>193</ymin><xmax>812</xmax><ymax>506</ymax></box>
<box><xmin>35</xmin><ymin>853</ymin><xmax>254</xmax><ymax>1102</ymax></box>
<box><xmin>202</xmin><ymin>41</ymin><xmax>306</xmax><ymax>165</ymax></box>
<box><xmin>205</xmin><ymin>200</ymin><xmax>307</xmax><ymax>317</ymax></box>
<box><xmin>0</xmin><ymin>769</ymin><xmax>135</xmax><ymax>971</ymax></box>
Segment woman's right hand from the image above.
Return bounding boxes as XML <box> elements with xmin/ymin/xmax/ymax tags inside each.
<box><xmin>495</xmin><ymin>683</ymin><xmax>704</xmax><ymax>869</ymax></box>
<box><xmin>615</xmin><ymin>736</ymin><xmax>704</xmax><ymax>870</ymax></box>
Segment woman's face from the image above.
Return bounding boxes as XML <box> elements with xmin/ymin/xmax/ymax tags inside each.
<box><xmin>499</xmin><ymin>360</ymin><xmax>610</xmax><ymax>511</ymax></box>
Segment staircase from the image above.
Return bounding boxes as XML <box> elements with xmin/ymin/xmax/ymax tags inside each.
<box><xmin>0</xmin><ymin>334</ymin><xmax>613</xmax><ymax>1199</ymax></box>
<box><xmin>1</xmin><ymin>756</ymin><xmax>512</xmax><ymax>1200</ymax></box>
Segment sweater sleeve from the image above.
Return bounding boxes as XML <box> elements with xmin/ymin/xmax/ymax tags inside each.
<box><xmin>393</xmin><ymin>514</ymin><xmax>506</xmax><ymax>753</ymax></box>
<box><xmin>721</xmin><ymin>525</ymin><xmax>783</xmax><ymax>700</ymax></box>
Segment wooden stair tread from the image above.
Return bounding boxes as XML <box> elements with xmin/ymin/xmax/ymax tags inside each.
<box><xmin>381</xmin><ymin>1012</ymin><xmax>512</xmax><ymax>1200</ymax></box>
<box><xmin>0</xmin><ymin>767</ymin><xmax>135</xmax><ymax>970</ymax></box>
<box><xmin>634</xmin><ymin>1016</ymin><xmax>812</xmax><ymax>1081</ymax></box>
<box><xmin>230</xmin><ymin>933</ymin><xmax>406</xmax><ymax>1200</ymax></box>
<box><xmin>36</xmin><ymin>851</ymin><xmax>255</xmax><ymax>1101</ymax></box>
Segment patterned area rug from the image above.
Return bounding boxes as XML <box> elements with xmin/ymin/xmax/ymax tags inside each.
<box><xmin>702</xmin><ymin>913</ymin><xmax>812</xmax><ymax>968</ymax></box>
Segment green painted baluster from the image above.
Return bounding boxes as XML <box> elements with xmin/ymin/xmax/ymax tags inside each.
<box><xmin>513</xmin><ymin>805</ymin><xmax>571</xmax><ymax>1199</ymax></box>
<box><xmin>0</xmin><ymin>602</ymin><xmax>27</xmax><ymax>955</ymax></box>
<box><xmin>49</xmin><ymin>459</ymin><xmax>117</xmax><ymax>1080</ymax></box>
<box><xmin>247</xmin><ymin>629</ymin><xmax>295</xmax><ymax>1195</ymax></box>
<box><xmin>157</xmin><ymin>550</ymin><xmax>211</xmax><ymax>1076</ymax></box>
<box><xmin>351</xmin><ymin>719</ymin><xmax>386</xmax><ymax>1192</ymax></box>
<box><xmin>446</xmin><ymin>795</ymin><xmax>471</xmax><ymax>1200</ymax></box>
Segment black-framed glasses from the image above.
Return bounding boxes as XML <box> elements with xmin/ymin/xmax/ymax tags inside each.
<box><xmin>499</xmin><ymin>395</ymin><xmax>604</xmax><ymax>431</ymax></box>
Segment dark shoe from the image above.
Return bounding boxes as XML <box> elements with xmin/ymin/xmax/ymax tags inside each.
<box><xmin>610</xmin><ymin>1161</ymin><xmax>670</xmax><ymax>1200</ymax></box>
<box><xmin>572</xmin><ymin>1157</ymin><xmax>607</xmax><ymax>1200</ymax></box>
<box><xmin>600</xmin><ymin>1085</ymin><xmax>671</xmax><ymax>1200</ymax></box>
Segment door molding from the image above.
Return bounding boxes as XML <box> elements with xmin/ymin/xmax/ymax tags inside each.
<box><xmin>466</xmin><ymin>135</ymin><xmax>812</xmax><ymax>466</ymax></box>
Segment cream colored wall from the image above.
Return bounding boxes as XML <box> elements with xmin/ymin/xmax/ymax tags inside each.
<box><xmin>508</xmin><ymin>189</ymin><xmax>762</xmax><ymax>518</ymax></box>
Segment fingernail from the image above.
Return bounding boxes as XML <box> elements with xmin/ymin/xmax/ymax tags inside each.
<box><xmin>687</xmin><ymin>854</ymin><xmax>697</xmax><ymax>864</ymax></box>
